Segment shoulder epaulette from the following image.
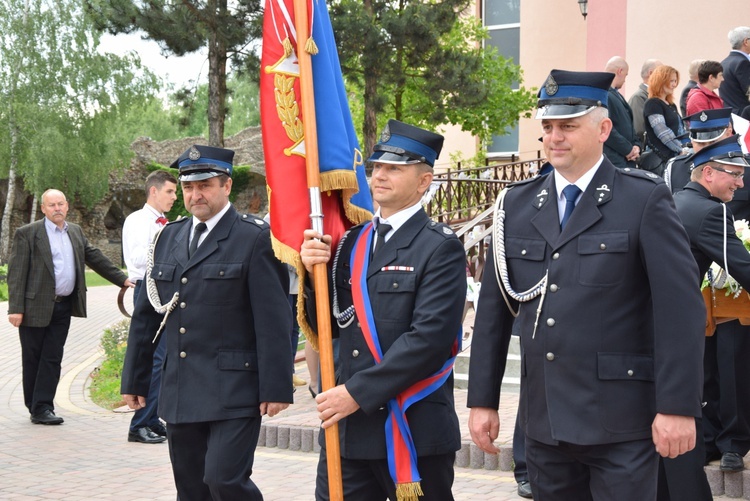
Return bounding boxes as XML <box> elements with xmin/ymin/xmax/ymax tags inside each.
<box><xmin>166</xmin><ymin>216</ymin><xmax>189</xmax><ymax>226</ymax></box>
<box><xmin>508</xmin><ymin>175</ymin><xmax>544</xmax><ymax>188</ymax></box>
<box><xmin>241</xmin><ymin>214</ymin><xmax>268</xmax><ymax>227</ymax></box>
<box><xmin>620</xmin><ymin>167</ymin><xmax>665</xmax><ymax>184</ymax></box>
<box><xmin>426</xmin><ymin>220</ymin><xmax>458</xmax><ymax>239</ymax></box>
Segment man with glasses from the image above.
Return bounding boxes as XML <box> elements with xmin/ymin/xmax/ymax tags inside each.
<box><xmin>665</xmin><ymin>108</ymin><xmax>734</xmax><ymax>194</ymax></box>
<box><xmin>673</xmin><ymin>134</ymin><xmax>750</xmax><ymax>478</ymax></box>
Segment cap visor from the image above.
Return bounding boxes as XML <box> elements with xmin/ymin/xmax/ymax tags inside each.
<box><xmin>179</xmin><ymin>171</ymin><xmax>222</xmax><ymax>182</ymax></box>
<box><xmin>535</xmin><ymin>104</ymin><xmax>597</xmax><ymax>119</ymax></box>
<box><xmin>367</xmin><ymin>151</ymin><xmax>422</xmax><ymax>165</ymax></box>
<box><xmin>690</xmin><ymin>128</ymin><xmax>728</xmax><ymax>143</ymax></box>
<box><xmin>715</xmin><ymin>157</ymin><xmax>750</xmax><ymax>168</ymax></box>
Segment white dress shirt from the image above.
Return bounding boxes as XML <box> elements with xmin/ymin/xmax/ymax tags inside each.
<box><xmin>122</xmin><ymin>203</ymin><xmax>168</xmax><ymax>281</ymax></box>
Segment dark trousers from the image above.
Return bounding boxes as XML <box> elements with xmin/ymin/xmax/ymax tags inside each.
<box><xmin>513</xmin><ymin>411</ymin><xmax>528</xmax><ymax>483</ymax></box>
<box><xmin>315</xmin><ymin>450</ymin><xmax>455</xmax><ymax>501</ymax></box>
<box><xmin>168</xmin><ymin>417</ymin><xmax>263</xmax><ymax>501</ymax></box>
<box><xmin>703</xmin><ymin>320</ymin><xmax>750</xmax><ymax>456</ymax></box>
<box><xmin>526</xmin><ymin>436</ymin><xmax>657</xmax><ymax>501</ymax></box>
<box><xmin>19</xmin><ymin>298</ymin><xmax>72</xmax><ymax>415</ymax></box>
<box><xmin>657</xmin><ymin>418</ymin><xmax>712</xmax><ymax>501</ymax></box>
<box><xmin>129</xmin><ymin>281</ymin><xmax>166</xmax><ymax>431</ymax></box>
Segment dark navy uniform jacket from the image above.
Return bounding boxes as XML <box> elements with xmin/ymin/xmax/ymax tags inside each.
<box><xmin>121</xmin><ymin>205</ymin><xmax>294</xmax><ymax>424</ymax></box>
<box><xmin>307</xmin><ymin>209</ymin><xmax>466</xmax><ymax>459</ymax></box>
<box><xmin>674</xmin><ymin>182</ymin><xmax>750</xmax><ymax>288</ymax></box>
<box><xmin>468</xmin><ymin>158</ymin><xmax>705</xmax><ymax>446</ymax></box>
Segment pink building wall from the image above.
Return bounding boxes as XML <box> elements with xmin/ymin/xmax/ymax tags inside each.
<box><xmin>444</xmin><ymin>0</ymin><xmax>750</xmax><ymax>161</ymax></box>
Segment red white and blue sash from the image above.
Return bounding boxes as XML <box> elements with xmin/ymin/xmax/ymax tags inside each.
<box><xmin>349</xmin><ymin>222</ymin><xmax>460</xmax><ymax>501</ymax></box>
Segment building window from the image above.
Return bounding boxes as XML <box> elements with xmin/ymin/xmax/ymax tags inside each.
<box><xmin>484</xmin><ymin>0</ymin><xmax>520</xmax><ymax>155</ymax></box>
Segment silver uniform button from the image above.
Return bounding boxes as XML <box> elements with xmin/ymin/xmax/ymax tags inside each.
<box><xmin>549</xmin><ymin>284</ymin><xmax>558</xmax><ymax>292</ymax></box>
<box><xmin>179</xmin><ymin>351</ymin><xmax>187</xmax><ymax>359</ymax></box>
<box><xmin>627</xmin><ymin>370</ymin><xmax>634</xmax><ymax>376</ymax></box>
<box><xmin>245</xmin><ymin>362</ymin><xmax>250</xmax><ymax>368</ymax></box>
<box><xmin>546</xmin><ymin>318</ymin><xmax>555</xmax><ymax>326</ymax></box>
<box><xmin>600</xmin><ymin>243</ymin><xmax>606</xmax><ymax>250</ymax></box>
<box><xmin>181</xmin><ymin>277</ymin><xmax>188</xmax><ymax>284</ymax></box>
<box><xmin>552</xmin><ymin>252</ymin><xmax>560</xmax><ymax>260</ymax></box>
<box><xmin>521</xmin><ymin>249</ymin><xmax>527</xmax><ymax>255</ymax></box>
<box><xmin>546</xmin><ymin>352</ymin><xmax>555</xmax><ymax>361</ymax></box>
<box><xmin>179</xmin><ymin>327</ymin><xmax>186</xmax><ymax>334</ymax></box>
<box><xmin>392</xmin><ymin>282</ymin><xmax>399</xmax><ymax>289</ymax></box>
<box><xmin>219</xmin><ymin>271</ymin><xmax>225</xmax><ymax>276</ymax></box>
<box><xmin>352</xmin><ymin>350</ymin><xmax>360</xmax><ymax>358</ymax></box>
<box><xmin>180</xmin><ymin>302</ymin><xmax>186</xmax><ymax>309</ymax></box>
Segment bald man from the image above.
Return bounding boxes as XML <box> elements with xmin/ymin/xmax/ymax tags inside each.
<box><xmin>604</xmin><ymin>56</ymin><xmax>640</xmax><ymax>168</ymax></box>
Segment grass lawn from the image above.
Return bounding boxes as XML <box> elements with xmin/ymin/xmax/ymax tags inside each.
<box><xmin>85</xmin><ymin>269</ymin><xmax>126</xmax><ymax>287</ymax></box>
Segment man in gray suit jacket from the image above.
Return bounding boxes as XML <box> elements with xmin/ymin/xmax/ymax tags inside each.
<box><xmin>629</xmin><ymin>58</ymin><xmax>662</xmax><ymax>144</ymax></box>
<box><xmin>7</xmin><ymin>189</ymin><xmax>131</xmax><ymax>425</ymax></box>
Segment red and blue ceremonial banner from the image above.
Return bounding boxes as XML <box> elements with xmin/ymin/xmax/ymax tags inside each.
<box><xmin>260</xmin><ymin>0</ymin><xmax>373</xmax><ymax>346</ymax></box>
<box><xmin>349</xmin><ymin>223</ymin><xmax>461</xmax><ymax>501</ymax></box>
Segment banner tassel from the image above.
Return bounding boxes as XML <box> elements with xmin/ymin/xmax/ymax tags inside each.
<box><xmin>306</xmin><ymin>36</ymin><xmax>319</xmax><ymax>55</ymax></box>
<box><xmin>395</xmin><ymin>482</ymin><xmax>424</xmax><ymax>501</ymax></box>
<box><xmin>282</xmin><ymin>36</ymin><xmax>293</xmax><ymax>57</ymax></box>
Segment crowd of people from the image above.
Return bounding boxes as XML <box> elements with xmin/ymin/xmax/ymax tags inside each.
<box><xmin>4</xmin><ymin>23</ymin><xmax>750</xmax><ymax>501</ymax></box>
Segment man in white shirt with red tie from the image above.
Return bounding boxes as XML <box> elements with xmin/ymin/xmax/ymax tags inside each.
<box><xmin>122</xmin><ymin>169</ymin><xmax>177</xmax><ymax>443</ymax></box>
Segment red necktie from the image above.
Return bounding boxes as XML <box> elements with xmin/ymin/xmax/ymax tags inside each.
<box><xmin>156</xmin><ymin>216</ymin><xmax>168</xmax><ymax>226</ymax></box>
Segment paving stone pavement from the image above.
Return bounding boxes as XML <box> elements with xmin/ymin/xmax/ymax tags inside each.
<box><xmin>0</xmin><ymin>285</ymin><xmax>741</xmax><ymax>500</ymax></box>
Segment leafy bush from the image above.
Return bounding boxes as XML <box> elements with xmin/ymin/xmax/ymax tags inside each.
<box><xmin>89</xmin><ymin>319</ymin><xmax>130</xmax><ymax>409</ymax></box>
<box><xmin>0</xmin><ymin>264</ymin><xmax>7</xmax><ymax>302</ymax></box>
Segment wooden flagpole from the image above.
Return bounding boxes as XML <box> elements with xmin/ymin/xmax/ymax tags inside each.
<box><xmin>292</xmin><ymin>0</ymin><xmax>344</xmax><ymax>499</ymax></box>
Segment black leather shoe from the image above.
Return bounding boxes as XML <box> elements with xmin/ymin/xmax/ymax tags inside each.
<box><xmin>30</xmin><ymin>409</ymin><xmax>64</xmax><ymax>425</ymax></box>
<box><xmin>149</xmin><ymin>422</ymin><xmax>167</xmax><ymax>437</ymax></box>
<box><xmin>720</xmin><ymin>451</ymin><xmax>745</xmax><ymax>472</ymax></box>
<box><xmin>128</xmin><ymin>427</ymin><xmax>166</xmax><ymax>444</ymax></box>
<box><xmin>517</xmin><ymin>480</ymin><xmax>533</xmax><ymax>499</ymax></box>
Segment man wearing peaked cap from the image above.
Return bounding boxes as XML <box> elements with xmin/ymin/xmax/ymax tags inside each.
<box><xmin>368</xmin><ymin>119</ymin><xmax>444</xmax><ymax>167</ymax></box>
<box><xmin>664</xmin><ymin>107</ymin><xmax>734</xmax><ymax>194</ymax></box>
<box><xmin>121</xmin><ymin>144</ymin><xmax>294</xmax><ymax>500</ymax></box>
<box><xmin>300</xmin><ymin>120</ymin><xmax>466</xmax><ymax>500</ymax></box>
<box><xmin>468</xmin><ymin>69</ymin><xmax>706</xmax><ymax>500</ymax></box>
<box><xmin>674</xmin><ymin>133</ymin><xmax>750</xmax><ymax>481</ymax></box>
<box><xmin>170</xmin><ymin>144</ymin><xmax>235</xmax><ymax>180</ymax></box>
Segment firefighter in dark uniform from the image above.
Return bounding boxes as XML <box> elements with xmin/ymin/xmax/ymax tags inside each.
<box><xmin>121</xmin><ymin>145</ymin><xmax>294</xmax><ymax>501</ymax></box>
<box><xmin>467</xmin><ymin>70</ymin><xmax>706</xmax><ymax>501</ymax></box>
<box><xmin>674</xmin><ymin>131</ymin><xmax>750</xmax><ymax>474</ymax></box>
<box><xmin>664</xmin><ymin>107</ymin><xmax>734</xmax><ymax>194</ymax></box>
<box><xmin>301</xmin><ymin>121</ymin><xmax>466</xmax><ymax>500</ymax></box>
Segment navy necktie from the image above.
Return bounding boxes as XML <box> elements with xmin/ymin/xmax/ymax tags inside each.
<box><xmin>188</xmin><ymin>222</ymin><xmax>207</xmax><ymax>258</ymax></box>
<box><xmin>560</xmin><ymin>185</ymin><xmax>582</xmax><ymax>230</ymax></box>
<box><xmin>373</xmin><ymin>223</ymin><xmax>392</xmax><ymax>256</ymax></box>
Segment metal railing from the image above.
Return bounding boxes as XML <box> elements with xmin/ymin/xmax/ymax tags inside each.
<box><xmin>424</xmin><ymin>153</ymin><xmax>546</xmax><ymax>284</ymax></box>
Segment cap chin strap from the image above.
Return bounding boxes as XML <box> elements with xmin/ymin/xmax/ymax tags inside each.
<box><xmin>146</xmin><ymin>225</ymin><xmax>181</xmax><ymax>343</ymax></box>
<box><xmin>492</xmin><ymin>187</ymin><xmax>549</xmax><ymax>338</ymax></box>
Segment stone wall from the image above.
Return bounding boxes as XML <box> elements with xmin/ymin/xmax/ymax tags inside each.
<box><xmin>0</xmin><ymin>127</ymin><xmax>268</xmax><ymax>267</ymax></box>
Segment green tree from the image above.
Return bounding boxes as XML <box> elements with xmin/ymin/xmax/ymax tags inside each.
<box><xmin>170</xmin><ymin>75</ymin><xmax>260</xmax><ymax>138</ymax></box>
<box><xmin>329</xmin><ymin>0</ymin><xmax>535</xmax><ymax>156</ymax></box>
<box><xmin>0</xmin><ymin>0</ymin><xmax>158</xmax><ymax>262</ymax></box>
<box><xmin>85</xmin><ymin>0</ymin><xmax>264</xmax><ymax>147</ymax></box>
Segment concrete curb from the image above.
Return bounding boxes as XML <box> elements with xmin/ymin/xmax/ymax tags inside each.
<box><xmin>258</xmin><ymin>422</ymin><xmax>749</xmax><ymax>499</ymax></box>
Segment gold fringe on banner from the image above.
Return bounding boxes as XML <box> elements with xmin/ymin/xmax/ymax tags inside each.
<box><xmin>395</xmin><ymin>481</ymin><xmax>424</xmax><ymax>501</ymax></box>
